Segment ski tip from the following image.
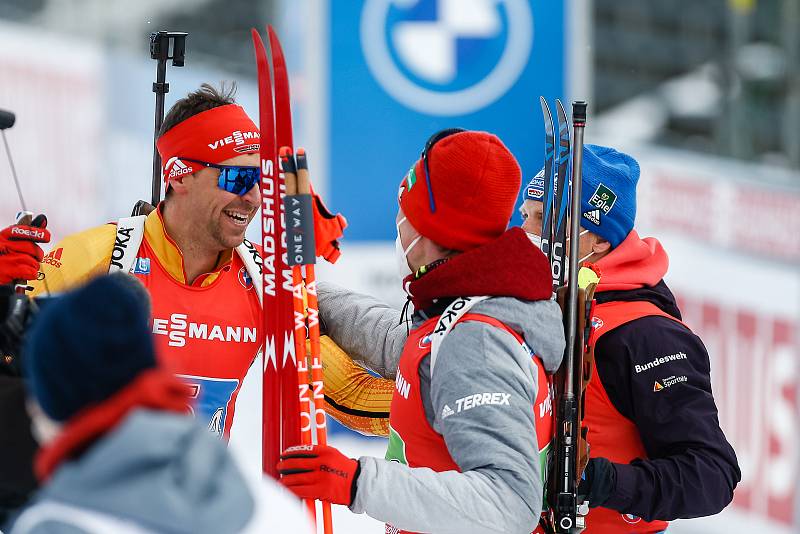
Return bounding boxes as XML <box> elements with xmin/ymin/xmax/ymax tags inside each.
<box><xmin>251</xmin><ymin>28</ymin><xmax>264</xmax><ymax>47</ymax></box>
<box><xmin>267</xmin><ymin>25</ymin><xmax>284</xmax><ymax>58</ymax></box>
<box><xmin>267</xmin><ymin>24</ymin><xmax>278</xmax><ymax>41</ymax></box>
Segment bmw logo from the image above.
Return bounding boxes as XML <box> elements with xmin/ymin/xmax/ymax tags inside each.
<box><xmin>361</xmin><ymin>0</ymin><xmax>533</xmax><ymax>116</ymax></box>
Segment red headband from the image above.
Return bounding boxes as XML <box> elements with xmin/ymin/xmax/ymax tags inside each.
<box><xmin>156</xmin><ymin>104</ymin><xmax>260</xmax><ymax>184</ymax></box>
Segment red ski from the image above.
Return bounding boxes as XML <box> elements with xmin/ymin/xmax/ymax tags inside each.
<box><xmin>252</xmin><ymin>28</ymin><xmax>298</xmax><ymax>481</ymax></box>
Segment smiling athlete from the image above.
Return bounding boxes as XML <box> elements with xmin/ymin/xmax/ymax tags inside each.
<box><xmin>28</xmin><ymin>84</ymin><xmax>388</xmax><ymax>440</ymax></box>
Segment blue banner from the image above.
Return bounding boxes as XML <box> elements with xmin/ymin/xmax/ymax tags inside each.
<box><xmin>329</xmin><ymin>0</ymin><xmax>565</xmax><ymax>240</ymax></box>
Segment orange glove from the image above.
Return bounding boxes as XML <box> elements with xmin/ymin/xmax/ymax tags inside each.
<box><xmin>310</xmin><ymin>186</ymin><xmax>347</xmax><ymax>264</ymax></box>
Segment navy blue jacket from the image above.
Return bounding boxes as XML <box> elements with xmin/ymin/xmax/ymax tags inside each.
<box><xmin>594</xmin><ymin>280</ymin><xmax>741</xmax><ymax>521</ymax></box>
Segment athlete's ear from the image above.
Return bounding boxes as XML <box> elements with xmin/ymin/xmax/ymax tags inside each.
<box><xmin>167</xmin><ymin>174</ymin><xmax>192</xmax><ymax>195</ymax></box>
<box><xmin>592</xmin><ymin>235</ymin><xmax>611</xmax><ymax>255</ymax></box>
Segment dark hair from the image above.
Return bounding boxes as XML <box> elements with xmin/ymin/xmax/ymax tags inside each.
<box><xmin>160</xmin><ymin>83</ymin><xmax>237</xmax><ymax>200</ymax></box>
<box><xmin>159</xmin><ymin>82</ymin><xmax>238</xmax><ymax>137</ymax></box>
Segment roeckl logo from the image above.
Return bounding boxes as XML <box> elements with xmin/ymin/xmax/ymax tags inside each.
<box><xmin>11</xmin><ymin>227</ymin><xmax>46</xmax><ymax>240</ymax></box>
<box><xmin>151</xmin><ymin>313</ymin><xmax>258</xmax><ymax>348</ymax></box>
<box><xmin>207</xmin><ymin>130</ymin><xmax>260</xmax><ymax>150</ymax></box>
<box><xmin>320</xmin><ymin>464</ymin><xmax>349</xmax><ymax>479</ymax></box>
<box><xmin>109</xmin><ymin>226</ymin><xmax>134</xmax><ymax>270</ymax></box>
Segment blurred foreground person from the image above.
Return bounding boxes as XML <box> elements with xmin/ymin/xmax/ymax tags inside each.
<box><xmin>279</xmin><ymin>130</ymin><xmax>565</xmax><ymax>533</ymax></box>
<box><xmin>0</xmin><ymin>215</ymin><xmax>51</xmax><ymax>523</ymax></box>
<box><xmin>520</xmin><ymin>145</ymin><xmax>741</xmax><ymax>532</ymax></box>
<box><xmin>7</xmin><ymin>274</ymin><xmax>313</xmax><ymax>534</ymax></box>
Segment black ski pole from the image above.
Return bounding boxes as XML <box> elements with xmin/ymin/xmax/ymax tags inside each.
<box><xmin>551</xmin><ymin>100</ymin><xmax>588</xmax><ymax>534</ymax></box>
<box><xmin>149</xmin><ymin>31</ymin><xmax>187</xmax><ymax>207</ymax></box>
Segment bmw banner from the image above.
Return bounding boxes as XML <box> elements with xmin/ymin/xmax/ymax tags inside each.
<box><xmin>329</xmin><ymin>0</ymin><xmax>566</xmax><ymax>240</ymax></box>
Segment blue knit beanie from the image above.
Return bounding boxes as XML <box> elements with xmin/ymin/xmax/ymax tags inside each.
<box><xmin>22</xmin><ymin>274</ymin><xmax>156</xmax><ymax>422</ymax></box>
<box><xmin>524</xmin><ymin>144</ymin><xmax>639</xmax><ymax>248</ymax></box>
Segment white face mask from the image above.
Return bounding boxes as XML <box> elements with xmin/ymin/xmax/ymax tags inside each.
<box><xmin>525</xmin><ymin>232</ymin><xmax>542</xmax><ymax>249</ymax></box>
<box><xmin>532</xmin><ymin>229</ymin><xmax>594</xmax><ymax>264</ymax></box>
<box><xmin>395</xmin><ymin>217</ymin><xmax>421</xmax><ymax>280</ymax></box>
<box><xmin>570</xmin><ymin>229</ymin><xmax>593</xmax><ymax>265</ymax></box>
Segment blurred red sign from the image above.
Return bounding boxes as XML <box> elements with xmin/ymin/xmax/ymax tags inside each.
<box><xmin>677</xmin><ymin>292</ymin><xmax>798</xmax><ymax>526</ymax></box>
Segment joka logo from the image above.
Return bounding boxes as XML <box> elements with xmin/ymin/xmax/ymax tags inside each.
<box><xmin>109</xmin><ymin>226</ymin><xmax>134</xmax><ymax>270</ymax></box>
<box><xmin>361</xmin><ymin>0</ymin><xmax>533</xmax><ymax>116</ymax></box>
<box><xmin>588</xmin><ymin>183</ymin><xmax>618</xmax><ymax>215</ymax></box>
<box><xmin>132</xmin><ymin>257</ymin><xmax>150</xmax><ymax>275</ymax></box>
<box><xmin>582</xmin><ymin>209</ymin><xmax>601</xmax><ymax>226</ymax></box>
<box><xmin>42</xmin><ymin>248</ymin><xmax>63</xmax><ymax>268</ymax></box>
<box><xmin>237</xmin><ymin>266</ymin><xmax>254</xmax><ymax>289</ymax></box>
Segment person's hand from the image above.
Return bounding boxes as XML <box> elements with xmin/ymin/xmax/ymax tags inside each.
<box><xmin>310</xmin><ymin>188</ymin><xmax>347</xmax><ymax>264</ymax></box>
<box><xmin>0</xmin><ymin>214</ymin><xmax>50</xmax><ymax>285</ymax></box>
<box><xmin>577</xmin><ymin>457</ymin><xmax>615</xmax><ymax>508</ymax></box>
<box><xmin>278</xmin><ymin>444</ymin><xmax>360</xmax><ymax>506</ymax></box>
<box><xmin>279</xmin><ymin>146</ymin><xmax>347</xmax><ymax>264</ymax></box>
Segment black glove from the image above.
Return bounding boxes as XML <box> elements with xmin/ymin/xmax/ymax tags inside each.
<box><xmin>578</xmin><ymin>457</ymin><xmax>616</xmax><ymax>508</ymax></box>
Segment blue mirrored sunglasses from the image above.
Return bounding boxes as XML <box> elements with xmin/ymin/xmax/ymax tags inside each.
<box><xmin>180</xmin><ymin>158</ymin><xmax>259</xmax><ymax>196</ymax></box>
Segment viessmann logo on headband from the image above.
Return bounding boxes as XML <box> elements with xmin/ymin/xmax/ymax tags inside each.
<box><xmin>208</xmin><ymin>129</ymin><xmax>260</xmax><ymax>153</ymax></box>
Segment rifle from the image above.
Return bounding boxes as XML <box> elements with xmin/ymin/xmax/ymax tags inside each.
<box><xmin>545</xmin><ymin>101</ymin><xmax>600</xmax><ymax>533</ymax></box>
<box><xmin>133</xmin><ymin>31</ymin><xmax>187</xmax><ymax>216</ymax></box>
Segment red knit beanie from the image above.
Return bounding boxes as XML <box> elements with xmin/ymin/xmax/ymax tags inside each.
<box><xmin>398</xmin><ymin>130</ymin><xmax>521</xmax><ymax>251</ymax></box>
